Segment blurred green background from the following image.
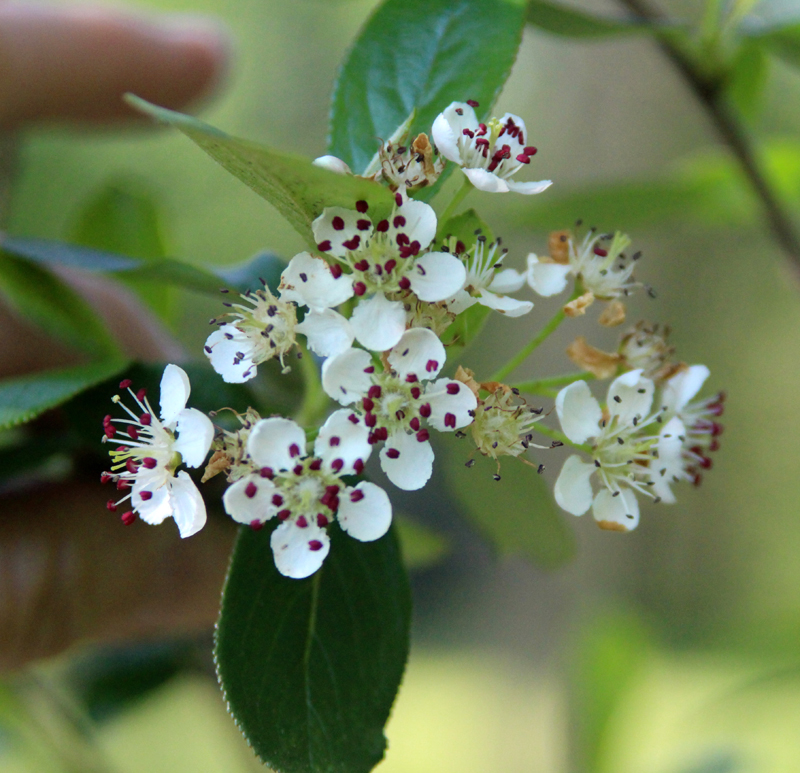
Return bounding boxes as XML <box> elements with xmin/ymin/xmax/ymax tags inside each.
<box><xmin>4</xmin><ymin>0</ymin><xmax>800</xmax><ymax>770</ymax></box>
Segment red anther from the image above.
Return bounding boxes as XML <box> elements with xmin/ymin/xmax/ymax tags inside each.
<box><xmin>103</xmin><ymin>414</ymin><xmax>112</xmax><ymax>425</ymax></box>
<box><xmin>127</xmin><ymin>426</ymin><xmax>139</xmax><ymax>440</ymax></box>
<box><xmin>332</xmin><ymin>216</ymin><xmax>345</xmax><ymax>231</ymax></box>
<box><xmin>364</xmin><ymin>366</ymin><xmax>375</xmax><ymax>373</ymax></box>
<box><xmin>386</xmin><ymin>448</ymin><xmax>400</xmax><ymax>459</ymax></box>
<box><xmin>487</xmin><ymin>160</ymin><xmax>499</xmax><ymax>173</ymax></box>
<box><xmin>466</xmin><ymin>99</ymin><xmax>479</xmax><ymax>107</ymax></box>
<box><xmin>296</xmin><ymin>516</ymin><xmax>309</xmax><ymax>528</ymax></box>
<box><xmin>354</xmin><ymin>459</ymin><xmax>365</xmax><ymax>474</ymax></box>
<box><xmin>709</xmin><ymin>439</ymin><xmax>720</xmax><ymax>452</ymax></box>
<box><xmin>343</xmin><ymin>236</ymin><xmax>361</xmax><ymax>250</ymax></box>
<box><xmin>699</xmin><ymin>456</ymin><xmax>713</xmax><ymax>470</ymax></box>
<box><xmin>119</xmin><ymin>379</ymin><xmax>132</xmax><ymax>389</ymax></box>
<box><xmin>260</xmin><ymin>466</ymin><xmax>274</xmax><ymax>479</ymax></box>
<box><xmin>524</xmin><ymin>146</ymin><xmax>538</xmax><ymax>156</ymax></box>
<box><xmin>116</xmin><ymin>479</ymin><xmax>130</xmax><ymax>490</ymax></box>
<box><xmin>384</xmin><ymin>259</ymin><xmax>397</xmax><ymax>272</ymax></box>
<box><xmin>325</xmin><ymin>484</ymin><xmax>340</xmax><ymax>496</ymax></box>
<box><xmin>425</xmin><ymin>359</ymin><xmax>439</xmax><ymax>373</ymax></box>
<box><xmin>136</xmin><ymin>388</ymin><xmax>147</xmax><ymax>401</ymax></box>
<box><xmin>289</xmin><ymin>443</ymin><xmax>301</xmax><ymax>458</ymax></box>
<box><xmin>410</xmin><ymin>386</ymin><xmax>421</xmax><ymax>400</ymax></box>
<box><xmin>364</xmin><ymin>412</ymin><xmax>377</xmax><ymax>428</ymax></box>
<box><xmin>362</xmin><ymin>397</ymin><xmax>374</xmax><ymax>412</ymax></box>
<box><xmin>330</xmin><ymin>263</ymin><xmax>343</xmax><ymax>279</ymax></box>
<box><xmin>368</xmin><ymin>432</ymin><xmax>378</xmax><ymax>445</ymax></box>
<box><xmin>140</xmin><ymin>491</ymin><xmax>153</xmax><ymax>501</ymax></box>
<box><xmin>331</xmin><ymin>458</ymin><xmax>344</xmax><ymax>473</ymax></box>
<box><xmin>711</xmin><ymin>422</ymin><xmax>724</xmax><ymax>436</ymax></box>
<box><xmin>515</xmin><ymin>154</ymin><xmax>531</xmax><ymax>164</ymax></box>
<box><xmin>395</xmin><ymin>193</ymin><xmax>403</xmax><ymax>206</ymax></box>
<box><xmin>455</xmin><ymin>240</ymin><xmax>466</xmax><ymax>254</ymax></box>
<box><xmin>357</xmin><ymin>219</ymin><xmax>371</xmax><ymax>231</ymax></box>
<box><xmin>245</xmin><ymin>481</ymin><xmax>258</xmax><ymax>499</ymax></box>
<box><xmin>348</xmin><ymin>413</ymin><xmax>359</xmax><ymax>424</ymax></box>
<box><xmin>708</xmin><ymin>402</ymin><xmax>725</xmax><ymax>417</ymax></box>
<box><xmin>419</xmin><ymin>403</ymin><xmax>432</xmax><ymax>418</ymax></box>
<box><xmin>376</xmin><ymin>219</ymin><xmax>389</xmax><ymax>233</ymax></box>
<box><xmin>444</xmin><ymin>413</ymin><xmax>456</xmax><ymax>429</ymax></box>
<box><xmin>317</xmin><ymin>514</ymin><xmax>330</xmax><ymax>528</ymax></box>
<box><xmin>121</xmin><ymin>511</ymin><xmax>136</xmax><ymax>526</ymax></box>
<box><xmin>126</xmin><ymin>458</ymin><xmax>139</xmax><ymax>474</ymax></box>
<box><xmin>395</xmin><ymin>410</ymin><xmax>405</xmax><ymax>420</ymax></box>
<box><xmin>396</xmin><ymin>233</ymin><xmax>409</xmax><ymax>247</ymax></box>
<box><xmin>409</xmin><ymin>417</ymin><xmax>420</xmax><ymax>431</ymax></box>
<box><xmin>309</xmin><ymin>540</ymin><xmax>324</xmax><ymax>551</ymax></box>
<box><xmin>475</xmin><ymin>138</ymin><xmax>489</xmax><ymax>149</ymax></box>
<box><xmin>293</xmin><ymin>464</ymin><xmax>304</xmax><ymax>476</ymax></box>
<box><xmin>408</xmin><ymin>240</ymin><xmax>420</xmax><ymax>255</ymax></box>
<box><xmin>309</xmin><ymin>459</ymin><xmax>322</xmax><ymax>471</ymax></box>
<box><xmin>446</xmin><ymin>383</ymin><xmax>460</xmax><ymax>395</ymax></box>
<box><xmin>373</xmin><ymin>427</ymin><xmax>388</xmax><ymax>442</ymax></box>
<box><xmin>250</xmin><ymin>520</ymin><xmax>264</xmax><ymax>531</ymax></box>
<box><xmin>356</xmin><ymin>200</ymin><xmax>369</xmax><ymax>213</ymax></box>
<box><xmin>462</xmin><ymin>129</ymin><xmax>474</xmax><ymax>138</ymax></box>
<box><xmin>278</xmin><ymin>509</ymin><xmax>291</xmax><ymax>520</ymax></box>
<box><xmin>350</xmin><ymin>489</ymin><xmax>366</xmax><ymax>503</ymax></box>
<box><xmin>593</xmin><ymin>247</ymin><xmax>608</xmax><ymax>257</ymax></box>
<box><xmin>476</xmin><ymin>123</ymin><xmax>487</xmax><ymax>136</ymax></box>
<box><xmin>353</xmin><ymin>259</ymin><xmax>370</xmax><ymax>271</ymax></box>
<box><xmin>329</xmin><ymin>435</ymin><xmax>341</xmax><ymax>447</ymax></box>
<box><xmin>374</xmin><ymin>264</ymin><xmax>383</xmax><ymax>276</ymax></box>
<box><xmin>398</xmin><ymin>277</ymin><xmax>411</xmax><ymax>290</ymax></box>
<box><xmin>115</xmin><ymin>445</ymin><xmax>126</xmax><ymax>452</ymax></box>
<box><xmin>100</xmin><ymin>473</ymin><xmax>113</xmax><ymax>484</ymax></box>
<box><xmin>692</xmin><ymin>473</ymin><xmax>703</xmax><ymax>487</ymax></box>
<box><xmin>106</xmin><ymin>500</ymin><xmax>118</xmax><ymax>512</ymax></box>
<box><xmin>104</xmin><ymin>426</ymin><xmax>116</xmax><ymax>438</ymax></box>
<box><xmin>416</xmin><ymin>429</ymin><xmax>430</xmax><ymax>442</ymax></box>
<box><xmin>368</xmin><ymin>385</ymin><xmax>382</xmax><ymax>399</ymax></box>
<box><xmin>140</xmin><ymin>413</ymin><xmax>152</xmax><ymax>425</ymax></box>
<box><xmin>272</xmin><ymin>494</ymin><xmax>284</xmax><ymax>506</ymax></box>
<box><xmin>142</xmin><ymin>457</ymin><xmax>157</xmax><ymax>469</ymax></box>
<box><xmin>405</xmin><ymin>373</ymin><xmax>418</xmax><ymax>383</ymax></box>
<box><xmin>353</xmin><ymin>281</ymin><xmax>367</xmax><ymax>296</ymax></box>
<box><xmin>317</xmin><ymin>240</ymin><xmax>332</xmax><ymax>252</ymax></box>
<box><xmin>393</xmin><ymin>215</ymin><xmax>406</xmax><ymax>228</ymax></box>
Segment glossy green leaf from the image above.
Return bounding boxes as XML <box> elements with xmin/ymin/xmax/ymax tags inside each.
<box><xmin>443</xmin><ymin>447</ymin><xmax>575</xmax><ymax>567</ymax></box>
<box><xmin>125</xmin><ymin>94</ymin><xmax>394</xmax><ymax>243</ymax></box>
<box><xmin>216</xmin><ymin>524</ymin><xmax>411</xmax><ymax>773</ymax></box>
<box><xmin>329</xmin><ymin>0</ymin><xmax>527</xmax><ymax>174</ymax></box>
<box><xmin>526</xmin><ymin>0</ymin><xmax>653</xmax><ymax>37</ymax></box>
<box><xmin>0</xmin><ymin>359</ymin><xmax>129</xmax><ymax>430</ymax></box>
<box><xmin>0</xmin><ymin>252</ymin><xmax>120</xmax><ymax>358</ymax></box>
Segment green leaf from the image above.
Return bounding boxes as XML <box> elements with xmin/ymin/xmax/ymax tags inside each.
<box><xmin>0</xmin><ymin>252</ymin><xmax>120</xmax><ymax>358</ymax></box>
<box><xmin>394</xmin><ymin>514</ymin><xmax>450</xmax><ymax>569</ymax></box>
<box><xmin>218</xmin><ymin>250</ymin><xmax>286</xmax><ymax>294</ymax></box>
<box><xmin>725</xmin><ymin>42</ymin><xmax>769</xmax><ymax>121</ymax></box>
<box><xmin>740</xmin><ymin>15</ymin><xmax>800</xmax><ymax>69</ymax></box>
<box><xmin>329</xmin><ymin>0</ymin><xmax>527</xmax><ymax>175</ymax></box>
<box><xmin>443</xmin><ymin>448</ymin><xmax>575</xmax><ymax>567</ymax></box>
<box><xmin>125</xmin><ymin>94</ymin><xmax>394</xmax><ymax>243</ymax></box>
<box><xmin>526</xmin><ymin>0</ymin><xmax>653</xmax><ymax>37</ymax></box>
<box><xmin>0</xmin><ymin>359</ymin><xmax>129</xmax><ymax>430</ymax></box>
<box><xmin>216</xmin><ymin>523</ymin><xmax>411</xmax><ymax>773</ymax></box>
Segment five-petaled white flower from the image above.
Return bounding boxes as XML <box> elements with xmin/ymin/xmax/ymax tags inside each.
<box><xmin>553</xmin><ymin>370</ymin><xmax>663</xmax><ymax>532</ymax></box>
<box><xmin>311</xmin><ymin>198</ymin><xmax>466</xmax><ymax>351</ymax></box>
<box><xmin>321</xmin><ymin>328</ymin><xmax>477</xmax><ymax>490</ymax></box>
<box><xmin>102</xmin><ymin>365</ymin><xmax>214</xmax><ymax>537</ymax></box>
<box><xmin>222</xmin><ymin>411</ymin><xmax>391</xmax><ymax>579</ymax></box>
<box><xmin>431</xmin><ymin>100</ymin><xmax>552</xmax><ymax>195</ymax></box>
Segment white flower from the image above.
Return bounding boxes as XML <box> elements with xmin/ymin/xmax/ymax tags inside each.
<box><xmin>311</xmin><ymin>199</ymin><xmax>466</xmax><ymax>351</ymax></box>
<box><xmin>469</xmin><ymin>385</ymin><xmax>545</xmax><ymax>460</ymax></box>
<box><xmin>431</xmin><ymin>100</ymin><xmax>552</xmax><ymax>195</ymax></box>
<box><xmin>446</xmin><ymin>236</ymin><xmax>533</xmax><ymax>318</ymax></box>
<box><xmin>527</xmin><ymin>230</ymin><xmax>641</xmax><ymax>300</ymax></box>
<box><xmin>221</xmin><ymin>411</ymin><xmax>390</xmax><ymax>579</ymax></box>
<box><xmin>102</xmin><ymin>365</ymin><xmax>213</xmax><ymax>538</ymax></box>
<box><xmin>320</xmin><ymin>328</ymin><xmax>477</xmax><ymax>490</ymax></box>
<box><xmin>553</xmin><ymin>371</ymin><xmax>663</xmax><ymax>532</ymax></box>
<box><xmin>205</xmin><ymin>286</ymin><xmax>297</xmax><ymax>383</ymax></box>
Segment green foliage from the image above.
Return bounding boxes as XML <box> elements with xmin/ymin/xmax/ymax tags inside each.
<box><xmin>216</xmin><ymin>524</ymin><xmax>411</xmax><ymax>773</ymax></box>
<box><xmin>741</xmin><ymin>18</ymin><xmax>800</xmax><ymax>69</ymax></box>
<box><xmin>725</xmin><ymin>42</ymin><xmax>769</xmax><ymax>120</ymax></box>
<box><xmin>329</xmin><ymin>0</ymin><xmax>527</xmax><ymax>175</ymax></box>
<box><xmin>125</xmin><ymin>95</ymin><xmax>394</xmax><ymax>244</ymax></box>
<box><xmin>526</xmin><ymin>0</ymin><xmax>653</xmax><ymax>37</ymax></box>
<box><xmin>443</xmin><ymin>448</ymin><xmax>575</xmax><ymax>568</ymax></box>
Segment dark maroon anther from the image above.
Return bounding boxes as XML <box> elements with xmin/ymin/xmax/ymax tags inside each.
<box><xmin>444</xmin><ymin>413</ymin><xmax>456</xmax><ymax>429</ymax></box>
<box><xmin>106</xmin><ymin>500</ymin><xmax>118</xmax><ymax>512</ymax></box>
<box><xmin>709</xmin><ymin>439</ymin><xmax>720</xmax><ymax>452</ymax></box>
<box><xmin>374</xmin><ymin>264</ymin><xmax>383</xmax><ymax>276</ymax></box>
<box><xmin>455</xmin><ymin>108</ymin><xmax>463</xmax><ymax>115</ymax></box>
<box><xmin>309</xmin><ymin>459</ymin><xmax>322</xmax><ymax>471</ymax></box>
<box><xmin>373</xmin><ymin>427</ymin><xmax>388</xmax><ymax>442</ymax></box>
<box><xmin>141</xmin><ymin>457</ymin><xmax>157</xmax><ymax>469</ymax></box>
<box><xmin>408</xmin><ymin>240</ymin><xmax>421</xmax><ymax>256</ymax></box>
<box><xmin>364</xmin><ymin>366</ymin><xmax>375</xmax><ymax>374</ymax></box>
<box><xmin>121</xmin><ymin>511</ymin><xmax>136</xmax><ymax>526</ymax></box>
<box><xmin>329</xmin><ymin>436</ymin><xmax>341</xmax><ymax>447</ymax></box>
<box><xmin>446</xmin><ymin>383</ymin><xmax>460</xmax><ymax>395</ymax></box>
<box><xmin>139</xmin><ymin>491</ymin><xmax>152</xmax><ymax>502</ymax></box>
<box><xmin>289</xmin><ymin>443</ymin><xmax>301</xmax><ymax>458</ymax></box>
<box><xmin>466</xmin><ymin>99</ymin><xmax>479</xmax><ymax>107</ymax></box>
<box><xmin>296</xmin><ymin>515</ymin><xmax>309</xmax><ymax>528</ymax></box>
<box><xmin>395</xmin><ymin>193</ymin><xmax>403</xmax><ymax>206</ymax></box>
<box><xmin>104</xmin><ymin>426</ymin><xmax>116</xmax><ymax>439</ymax></box>
<box><xmin>260</xmin><ymin>466</ymin><xmax>274</xmax><ymax>479</ymax></box>
<box><xmin>416</xmin><ymin>429</ymin><xmax>430</xmax><ymax>442</ymax></box>
<box><xmin>343</xmin><ymin>235</ymin><xmax>361</xmax><ymax>250</ymax></box>
<box><xmin>136</xmin><ymin>388</ymin><xmax>147</xmax><ymax>401</ymax></box>
<box><xmin>293</xmin><ymin>464</ymin><xmax>304</xmax><ymax>476</ymax></box>
<box><xmin>368</xmin><ymin>432</ymin><xmax>378</xmax><ymax>445</ymax></box>
<box><xmin>116</xmin><ymin>479</ymin><xmax>130</xmax><ymax>490</ymax></box>
<box><xmin>272</xmin><ymin>494</ymin><xmax>284</xmax><ymax>506</ymax></box>
<box><xmin>354</xmin><ymin>459</ymin><xmax>365</xmax><ymax>474</ymax></box>
<box><xmin>409</xmin><ymin>417</ymin><xmax>420</xmax><ymax>431</ymax></box>
<box><xmin>405</xmin><ymin>373</ymin><xmax>418</xmax><ymax>383</ymax></box>
<box><xmin>386</xmin><ymin>448</ymin><xmax>400</xmax><ymax>459</ymax></box>
<box><xmin>384</xmin><ymin>259</ymin><xmax>397</xmax><ymax>272</ymax></box>
<box><xmin>487</xmin><ymin>160</ymin><xmax>499</xmax><ymax>173</ymax></box>
<box><xmin>356</xmin><ymin>200</ymin><xmax>369</xmax><ymax>213</ymax></box>
<box><xmin>376</xmin><ymin>219</ymin><xmax>389</xmax><ymax>233</ymax></box>
<box><xmin>250</xmin><ymin>520</ymin><xmax>263</xmax><ymax>531</ymax></box>
<box><xmin>593</xmin><ymin>247</ymin><xmax>608</xmax><ymax>257</ymax></box>
<box><xmin>516</xmin><ymin>154</ymin><xmax>531</xmax><ymax>164</ymax></box>
<box><xmin>475</xmin><ymin>138</ymin><xmax>489</xmax><ymax>149</ymax></box>
<box><xmin>524</xmin><ymin>146</ymin><xmax>538</xmax><ymax>156</ymax></box>
<box><xmin>357</xmin><ymin>219</ymin><xmax>371</xmax><ymax>231</ymax></box>
<box><xmin>398</xmin><ymin>277</ymin><xmax>411</xmax><ymax>290</ymax></box>
<box><xmin>395</xmin><ymin>410</ymin><xmax>405</xmax><ymax>420</ymax></box>
<box><xmin>350</xmin><ymin>489</ymin><xmax>366</xmax><ymax>503</ymax></box>
<box><xmin>128</xmin><ymin>426</ymin><xmax>139</xmax><ymax>440</ymax></box>
<box><xmin>419</xmin><ymin>403</ymin><xmax>432</xmax><ymax>418</ymax></box>
<box><xmin>119</xmin><ymin>379</ymin><xmax>132</xmax><ymax>389</ymax></box>
<box><xmin>330</xmin><ymin>263</ymin><xmax>343</xmax><ymax>279</ymax></box>
<box><xmin>126</xmin><ymin>458</ymin><xmax>139</xmax><ymax>474</ymax></box>
<box><xmin>309</xmin><ymin>540</ymin><xmax>324</xmax><ymax>551</ymax></box>
<box><xmin>368</xmin><ymin>385</ymin><xmax>382</xmax><ymax>399</ymax></box>
<box><xmin>708</xmin><ymin>402</ymin><xmax>725</xmax><ymax>417</ymax></box>
<box><xmin>699</xmin><ymin>456</ymin><xmax>713</xmax><ymax>470</ymax></box>
<box><xmin>278</xmin><ymin>509</ymin><xmax>291</xmax><ymax>521</ymax></box>
<box><xmin>353</xmin><ymin>259</ymin><xmax>369</xmax><ymax>271</ymax></box>
<box><xmin>364</xmin><ymin>412</ymin><xmax>377</xmax><ymax>428</ymax></box>
<box><xmin>317</xmin><ymin>514</ymin><xmax>329</xmax><ymax>528</ymax></box>
<box><xmin>245</xmin><ymin>481</ymin><xmax>258</xmax><ymax>499</ymax></box>
<box><xmin>692</xmin><ymin>473</ymin><xmax>703</xmax><ymax>487</ymax></box>
<box><xmin>353</xmin><ymin>281</ymin><xmax>367</xmax><ymax>296</ymax></box>
<box><xmin>410</xmin><ymin>386</ymin><xmax>421</xmax><ymax>399</ymax></box>
<box><xmin>332</xmin><ymin>216</ymin><xmax>345</xmax><ymax>231</ymax></box>
<box><xmin>348</xmin><ymin>413</ymin><xmax>359</xmax><ymax>424</ymax></box>
<box><xmin>317</xmin><ymin>240</ymin><xmax>332</xmax><ymax>252</ymax></box>
<box><xmin>103</xmin><ymin>414</ymin><xmax>112</xmax><ymax>425</ymax></box>
<box><xmin>140</xmin><ymin>413</ymin><xmax>152</xmax><ymax>425</ymax></box>
<box><xmin>426</xmin><ymin>359</ymin><xmax>438</xmax><ymax>373</ymax></box>
<box><xmin>462</xmin><ymin>128</ymin><xmax>474</xmax><ymax>138</ymax></box>
<box><xmin>204</xmin><ymin>345</ymin><xmax>212</xmax><ymax>354</ymax></box>
<box><xmin>396</xmin><ymin>233</ymin><xmax>409</xmax><ymax>247</ymax></box>
<box><xmin>331</xmin><ymin>458</ymin><xmax>344</xmax><ymax>473</ymax></box>
<box><xmin>455</xmin><ymin>240</ymin><xmax>466</xmax><ymax>254</ymax></box>
<box><xmin>101</xmin><ymin>473</ymin><xmax>113</xmax><ymax>484</ymax></box>
<box><xmin>362</xmin><ymin>397</ymin><xmax>374</xmax><ymax>412</ymax></box>
<box><xmin>393</xmin><ymin>215</ymin><xmax>406</xmax><ymax>228</ymax></box>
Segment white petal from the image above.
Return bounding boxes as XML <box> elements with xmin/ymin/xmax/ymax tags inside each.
<box><xmin>554</xmin><ymin>455</ymin><xmax>595</xmax><ymax>515</ymax></box>
<box><xmin>314</xmin><ymin>409</ymin><xmax>371</xmax><ymax>475</ymax></box>
<box><xmin>463</xmin><ymin>167</ymin><xmax>511</xmax><ymax>193</ymax></box>
<box><xmin>556</xmin><ymin>380</ymin><xmax>602</xmax><ymax>444</ymax></box>
<box><xmin>279</xmin><ymin>252</ymin><xmax>353</xmax><ymax>312</ymax></box>
<box><xmin>431</xmin><ymin>102</ymin><xmax>477</xmax><ymax>163</ymax></box>
<box><xmin>133</xmin><ymin>469</ymin><xmax>172</xmax><ymax>525</ymax></box>
<box><xmin>311</xmin><ymin>207</ymin><xmax>368</xmax><ymax>259</ymax></box>
<box><xmin>321</xmin><ymin>347</ymin><xmax>373</xmax><ymax>405</ymax></box>
<box><xmin>205</xmin><ymin>325</ymin><xmax>257</xmax><ymax>383</ymax></box>
<box><xmin>488</xmin><ymin>268</ymin><xmax>526</xmax><ymax>293</ymax></box>
<box><xmin>408</xmin><ymin>252</ymin><xmax>467</xmax><ymax>302</ymax></box>
<box><xmin>270</xmin><ymin>520</ymin><xmax>330</xmax><ymax>579</ymax></box>
<box><xmin>425</xmin><ymin>379</ymin><xmax>477</xmax><ymax>431</ymax></box>
<box><xmin>607</xmin><ymin>370</ymin><xmax>654</xmax><ymax>427</ymax></box>
<box><xmin>476</xmin><ymin>290</ymin><xmax>533</xmax><ymax>317</ymax></box>
<box><xmin>222</xmin><ymin>473</ymin><xmax>278</xmax><ymax>525</ymax></box>
<box><xmin>296</xmin><ymin>309</ymin><xmax>354</xmax><ymax>358</ymax></box>
<box><xmin>172</xmin><ymin>408</ymin><xmax>214</xmax><ymax>468</ymax></box>
<box><xmin>388</xmin><ymin>327</ymin><xmax>446</xmax><ymax>380</ymax></box>
<box><xmin>446</xmin><ymin>289</ymin><xmax>477</xmax><ymax>316</ymax></box>
<box><xmin>592</xmin><ymin>487</ymin><xmax>639</xmax><ymax>532</ymax></box>
<box><xmin>380</xmin><ymin>430</ymin><xmax>434</xmax><ymax>491</ymax></box>
<box><xmin>504</xmin><ymin>179</ymin><xmax>553</xmax><ymax>195</ymax></box>
<box><xmin>350</xmin><ymin>293</ymin><xmax>406</xmax><ymax>351</ymax></box>
<box><xmin>169</xmin><ymin>471</ymin><xmax>207</xmax><ymax>538</ymax></box>
<box><xmin>526</xmin><ymin>254</ymin><xmax>571</xmax><ymax>297</ymax></box>
<box><xmin>159</xmin><ymin>364</ymin><xmax>190</xmax><ymax>426</ymax></box>
<box><xmin>652</xmin><ymin>416</ymin><xmax>686</xmax><ymax>504</ymax></box>
<box><xmin>662</xmin><ymin>365</ymin><xmax>710</xmax><ymax>414</ymax></box>
<box><xmin>312</xmin><ymin>155</ymin><xmax>352</xmax><ymax>175</ymax></box>
<box><xmin>338</xmin><ymin>482</ymin><xmax>392</xmax><ymax>542</ymax></box>
<box><xmin>390</xmin><ymin>199</ymin><xmax>437</xmax><ymax>252</ymax></box>
<box><xmin>247</xmin><ymin>417</ymin><xmax>306</xmax><ymax>471</ymax></box>
<box><xmin>498</xmin><ymin>112</ymin><xmax>529</xmax><ymax>148</ymax></box>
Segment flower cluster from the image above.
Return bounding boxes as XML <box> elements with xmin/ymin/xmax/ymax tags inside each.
<box><xmin>101</xmin><ymin>99</ymin><xmax>723</xmax><ymax>578</ymax></box>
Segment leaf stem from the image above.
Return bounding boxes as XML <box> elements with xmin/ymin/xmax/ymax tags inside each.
<box><xmin>438</xmin><ymin>176</ymin><xmax>473</xmax><ymax>227</ymax></box>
